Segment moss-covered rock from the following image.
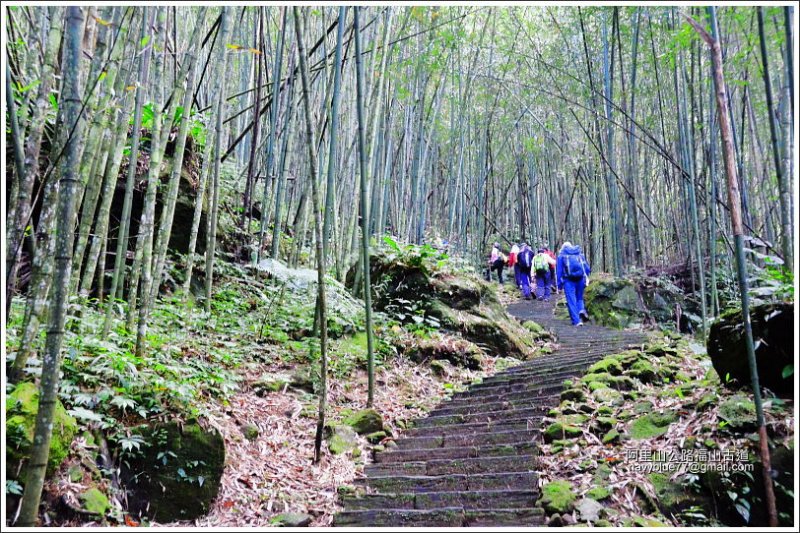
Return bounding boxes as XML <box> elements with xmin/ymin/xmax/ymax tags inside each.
<box><xmin>544</xmin><ymin>422</ymin><xmax>583</xmax><ymax>442</ymax></box>
<box><xmin>602</xmin><ymin>429</ymin><xmax>621</xmax><ymax>444</ymax></box>
<box><xmin>707</xmin><ymin>302</ymin><xmax>793</xmax><ymax>397</ymax></box>
<box><xmin>587</xmin><ymin>358</ymin><xmax>624</xmax><ymax>376</ymax></box>
<box><xmin>540</xmin><ymin>480</ymin><xmax>576</xmax><ymax>514</ymax></box>
<box><xmin>328</xmin><ymin>425</ymin><xmax>360</xmax><ymax>455</ymax></box>
<box><xmin>592</xmin><ymin>387</ymin><xmax>623</xmax><ymax>406</ymax></box>
<box><xmin>648</xmin><ymin>472</ymin><xmax>710</xmax><ymax>516</ymax></box>
<box><xmin>717</xmin><ymin>394</ymin><xmax>757</xmax><ymax>433</ymax></box>
<box><xmin>560</xmin><ymin>388</ymin><xmax>586</xmax><ymax>402</ymax></box>
<box><xmin>79</xmin><ymin>487</ymin><xmax>110</xmax><ymax>516</ymax></box>
<box><xmin>270</xmin><ymin>512</ymin><xmax>313</xmax><ymax>527</ymax></box>
<box><xmin>629</xmin><ymin>360</ymin><xmax>659</xmax><ymax>383</ymax></box>
<box><xmin>6</xmin><ymin>382</ymin><xmax>78</xmax><ymax>480</ymax></box>
<box><xmin>252</xmin><ymin>376</ymin><xmax>290</xmax><ymax>396</ymax></box>
<box><xmin>344</xmin><ymin>409</ymin><xmax>384</xmax><ymax>435</ymax></box>
<box><xmin>289</xmin><ymin>366</ymin><xmax>316</xmax><ymax>393</ymax></box>
<box><xmin>628</xmin><ymin>412</ymin><xmax>677</xmax><ymax>439</ymax></box>
<box><xmin>243</xmin><ymin>424</ymin><xmax>259</xmax><ymax>441</ymax></box>
<box><xmin>584</xmin><ymin>274</ymin><xmax>692</xmax><ymax>330</ymax></box>
<box><xmin>356</xmin><ymin>251</ymin><xmax>538</xmax><ymax>358</ymax></box>
<box><xmin>365</xmin><ymin>431</ymin><xmax>387</xmax><ymax>444</ymax></box>
<box><xmin>406</xmin><ymin>336</ymin><xmax>484</xmax><ymax>370</ymax></box>
<box><xmin>587</xmin><ymin>486</ymin><xmax>611</xmax><ymax>501</ymax></box>
<box><xmin>121</xmin><ymin>421</ymin><xmax>225</xmax><ymax>522</ymax></box>
<box><xmin>522</xmin><ymin>320</ymin><xmax>553</xmax><ymax>341</ymax></box>
<box><xmin>594</xmin><ymin>416</ymin><xmax>617</xmax><ymax>432</ymax></box>
<box><xmin>622</xmin><ymin>515</ymin><xmax>669</xmax><ymax>527</ymax></box>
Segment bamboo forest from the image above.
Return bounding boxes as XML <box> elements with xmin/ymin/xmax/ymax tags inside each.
<box><xmin>2</xmin><ymin>2</ymin><xmax>798</xmax><ymax>529</ymax></box>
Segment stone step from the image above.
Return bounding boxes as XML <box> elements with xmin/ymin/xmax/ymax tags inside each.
<box><xmin>334</xmin><ymin>507</ymin><xmax>545</xmax><ymax>527</ymax></box>
<box><xmin>471</xmin><ymin>370</ymin><xmax>584</xmax><ymax>391</ymax></box>
<box><xmin>358</xmin><ymin>471</ymin><xmax>538</xmax><ymax>493</ymax></box>
<box><xmin>454</xmin><ymin>375</ymin><xmax>574</xmax><ymax>399</ymax></box>
<box><xmin>429</xmin><ymin>392</ymin><xmax>561</xmax><ymax>417</ymax></box>
<box><xmin>411</xmin><ymin>405</ymin><xmax>554</xmax><ymax>428</ymax></box>
<box><xmin>396</xmin><ymin>428</ymin><xmax>539</xmax><ymax>450</ymax></box>
<box><xmin>375</xmin><ymin>441</ymin><xmax>538</xmax><ymax>463</ymax></box>
<box><xmin>342</xmin><ymin>489</ymin><xmax>540</xmax><ymax>511</ymax></box>
<box><xmin>441</xmin><ymin>385</ymin><xmax>564</xmax><ymax>406</ymax></box>
<box><xmin>404</xmin><ymin>417</ymin><xmax>537</xmax><ymax>438</ymax></box>
<box><xmin>366</xmin><ymin>454</ymin><xmax>539</xmax><ymax>477</ymax></box>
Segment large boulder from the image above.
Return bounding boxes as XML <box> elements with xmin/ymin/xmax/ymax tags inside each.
<box><xmin>6</xmin><ymin>382</ymin><xmax>78</xmax><ymax>481</ymax></box>
<box><xmin>707</xmin><ymin>302</ymin><xmax>793</xmax><ymax>397</ymax></box>
<box><xmin>122</xmin><ymin>421</ymin><xmax>225</xmax><ymax>522</ymax></box>
<box><xmin>351</xmin><ymin>251</ymin><xmax>537</xmax><ymax>358</ymax></box>
<box><xmin>584</xmin><ymin>274</ymin><xmax>692</xmax><ymax>330</ymax></box>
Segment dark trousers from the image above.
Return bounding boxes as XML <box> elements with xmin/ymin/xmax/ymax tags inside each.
<box><xmin>491</xmin><ymin>259</ymin><xmax>504</xmax><ymax>283</ymax></box>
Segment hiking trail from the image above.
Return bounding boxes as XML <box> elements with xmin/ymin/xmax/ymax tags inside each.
<box><xmin>334</xmin><ymin>297</ymin><xmax>648</xmax><ymax>526</ymax></box>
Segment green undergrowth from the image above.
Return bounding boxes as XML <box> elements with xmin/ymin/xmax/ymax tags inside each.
<box><xmin>539</xmin><ymin>332</ymin><xmax>794</xmax><ymax>527</ymax></box>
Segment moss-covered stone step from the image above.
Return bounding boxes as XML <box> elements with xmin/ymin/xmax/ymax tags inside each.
<box><xmin>359</xmin><ymin>471</ymin><xmax>538</xmax><ymax>493</ymax></box>
<box><xmin>367</xmin><ymin>454</ymin><xmax>539</xmax><ymax>477</ymax></box>
<box><xmin>343</xmin><ymin>489</ymin><xmax>540</xmax><ymax>511</ymax></box>
<box><xmin>375</xmin><ymin>441</ymin><xmax>538</xmax><ymax>463</ymax></box>
<box><xmin>396</xmin><ymin>428</ymin><xmax>538</xmax><ymax>450</ymax></box>
<box><xmin>334</xmin><ymin>507</ymin><xmax>545</xmax><ymax>527</ymax></box>
<box><xmin>404</xmin><ymin>417</ymin><xmax>536</xmax><ymax>438</ymax></box>
<box><xmin>413</xmin><ymin>405</ymin><xmax>554</xmax><ymax>428</ymax></box>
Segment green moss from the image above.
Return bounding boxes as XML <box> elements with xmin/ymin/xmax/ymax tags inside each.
<box><xmin>123</xmin><ymin>421</ymin><xmax>225</xmax><ymax>522</ymax></box>
<box><xmin>544</xmin><ymin>422</ymin><xmax>583</xmax><ymax>443</ymax></box>
<box><xmin>243</xmin><ymin>424</ymin><xmax>259</xmax><ymax>441</ymax></box>
<box><xmin>718</xmin><ymin>394</ymin><xmax>757</xmax><ymax>432</ymax></box>
<box><xmin>602</xmin><ymin>429</ymin><xmax>621</xmax><ymax>444</ymax></box>
<box><xmin>595</xmin><ymin>416</ymin><xmax>617</xmax><ymax>432</ymax></box>
<box><xmin>592</xmin><ymin>387</ymin><xmax>623</xmax><ymax>406</ymax></box>
<box><xmin>540</xmin><ymin>480</ymin><xmax>576</xmax><ymax>514</ymax></box>
<box><xmin>270</xmin><ymin>512</ymin><xmax>313</xmax><ymax>527</ymax></box>
<box><xmin>329</xmin><ymin>425</ymin><xmax>359</xmax><ymax>455</ymax></box>
<box><xmin>6</xmin><ymin>382</ymin><xmax>77</xmax><ymax>479</ymax></box>
<box><xmin>560</xmin><ymin>388</ymin><xmax>586</xmax><ymax>402</ymax></box>
<box><xmin>648</xmin><ymin>472</ymin><xmax>708</xmax><ymax>515</ymax></box>
<box><xmin>622</xmin><ymin>516</ymin><xmax>669</xmax><ymax>527</ymax></box>
<box><xmin>587</xmin><ymin>358</ymin><xmax>624</xmax><ymax>376</ymax></box>
<box><xmin>80</xmin><ymin>487</ymin><xmax>110</xmax><ymax>516</ymax></box>
<box><xmin>629</xmin><ymin>360</ymin><xmax>658</xmax><ymax>383</ymax></box>
<box><xmin>365</xmin><ymin>431</ymin><xmax>387</xmax><ymax>444</ymax></box>
<box><xmin>344</xmin><ymin>409</ymin><xmax>384</xmax><ymax>435</ymax></box>
<box><xmin>558</xmin><ymin>413</ymin><xmax>589</xmax><ymax>426</ymax></box>
<box><xmin>628</xmin><ymin>412</ymin><xmax>677</xmax><ymax>440</ymax></box>
<box><xmin>587</xmin><ymin>486</ymin><xmax>611</xmax><ymax>501</ymax></box>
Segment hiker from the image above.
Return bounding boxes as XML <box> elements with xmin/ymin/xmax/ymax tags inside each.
<box><xmin>517</xmin><ymin>243</ymin><xmax>535</xmax><ymax>300</ymax></box>
<box><xmin>509</xmin><ymin>242</ymin><xmax>521</xmax><ymax>287</ymax></box>
<box><xmin>543</xmin><ymin>245</ymin><xmax>558</xmax><ymax>293</ymax></box>
<box><xmin>556</xmin><ymin>242</ymin><xmax>591</xmax><ymax>326</ymax></box>
<box><xmin>489</xmin><ymin>242</ymin><xmax>506</xmax><ymax>284</ymax></box>
<box><xmin>533</xmin><ymin>248</ymin><xmax>556</xmax><ymax>301</ymax></box>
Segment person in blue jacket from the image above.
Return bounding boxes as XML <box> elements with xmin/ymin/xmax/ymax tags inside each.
<box><xmin>556</xmin><ymin>242</ymin><xmax>591</xmax><ymax>326</ymax></box>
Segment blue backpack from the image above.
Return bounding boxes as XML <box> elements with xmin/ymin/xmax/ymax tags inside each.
<box><xmin>519</xmin><ymin>248</ymin><xmax>534</xmax><ymax>269</ymax></box>
<box><xmin>564</xmin><ymin>253</ymin><xmax>587</xmax><ymax>280</ymax></box>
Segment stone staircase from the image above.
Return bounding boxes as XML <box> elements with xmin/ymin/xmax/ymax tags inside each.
<box><xmin>334</xmin><ymin>297</ymin><xmax>648</xmax><ymax>527</ymax></box>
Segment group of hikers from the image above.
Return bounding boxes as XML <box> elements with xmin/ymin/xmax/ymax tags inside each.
<box><xmin>487</xmin><ymin>241</ymin><xmax>591</xmax><ymax>327</ymax></box>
